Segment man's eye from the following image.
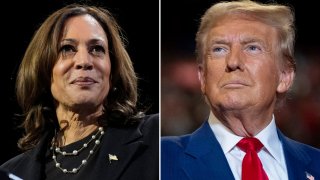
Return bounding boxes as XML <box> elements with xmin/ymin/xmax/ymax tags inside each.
<box><xmin>210</xmin><ymin>46</ymin><xmax>227</xmax><ymax>58</ymax></box>
<box><xmin>212</xmin><ymin>47</ymin><xmax>225</xmax><ymax>53</ymax></box>
<box><xmin>247</xmin><ymin>45</ymin><xmax>261</xmax><ymax>52</ymax></box>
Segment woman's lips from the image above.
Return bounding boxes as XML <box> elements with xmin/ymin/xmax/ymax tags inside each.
<box><xmin>71</xmin><ymin>77</ymin><xmax>97</xmax><ymax>85</ymax></box>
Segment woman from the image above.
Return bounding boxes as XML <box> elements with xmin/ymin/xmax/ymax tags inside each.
<box><xmin>0</xmin><ymin>4</ymin><xmax>158</xmax><ymax>180</ymax></box>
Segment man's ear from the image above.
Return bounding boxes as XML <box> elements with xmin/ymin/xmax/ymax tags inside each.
<box><xmin>277</xmin><ymin>69</ymin><xmax>295</xmax><ymax>93</ymax></box>
<box><xmin>198</xmin><ymin>65</ymin><xmax>206</xmax><ymax>94</ymax></box>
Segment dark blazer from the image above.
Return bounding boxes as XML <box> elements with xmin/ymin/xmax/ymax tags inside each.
<box><xmin>161</xmin><ymin>121</ymin><xmax>320</xmax><ymax>180</ymax></box>
<box><xmin>1</xmin><ymin>114</ymin><xmax>159</xmax><ymax>180</ymax></box>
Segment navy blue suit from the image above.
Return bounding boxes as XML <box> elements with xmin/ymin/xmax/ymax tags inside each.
<box><xmin>161</xmin><ymin>121</ymin><xmax>320</xmax><ymax>180</ymax></box>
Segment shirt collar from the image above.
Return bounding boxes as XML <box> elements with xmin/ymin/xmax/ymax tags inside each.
<box><xmin>208</xmin><ymin>111</ymin><xmax>284</xmax><ymax>164</ymax></box>
<box><xmin>255</xmin><ymin>115</ymin><xmax>284</xmax><ymax>165</ymax></box>
<box><xmin>208</xmin><ymin>111</ymin><xmax>242</xmax><ymax>154</ymax></box>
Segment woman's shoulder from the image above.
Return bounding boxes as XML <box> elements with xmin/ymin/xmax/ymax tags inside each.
<box><xmin>130</xmin><ymin>113</ymin><xmax>159</xmax><ymax>144</ymax></box>
<box><xmin>0</xmin><ymin>151</ymin><xmax>30</xmax><ymax>171</ymax></box>
<box><xmin>142</xmin><ymin>113</ymin><xmax>159</xmax><ymax>123</ymax></box>
<box><xmin>139</xmin><ymin>113</ymin><xmax>159</xmax><ymax>131</ymax></box>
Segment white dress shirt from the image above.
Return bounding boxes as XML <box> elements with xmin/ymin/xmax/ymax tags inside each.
<box><xmin>208</xmin><ymin>111</ymin><xmax>288</xmax><ymax>180</ymax></box>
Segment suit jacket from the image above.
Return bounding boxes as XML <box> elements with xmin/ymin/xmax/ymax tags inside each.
<box><xmin>161</xmin><ymin>121</ymin><xmax>320</xmax><ymax>180</ymax></box>
<box><xmin>1</xmin><ymin>114</ymin><xmax>159</xmax><ymax>180</ymax></box>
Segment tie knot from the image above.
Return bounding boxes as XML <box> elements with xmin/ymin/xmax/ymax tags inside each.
<box><xmin>237</xmin><ymin>137</ymin><xmax>264</xmax><ymax>153</ymax></box>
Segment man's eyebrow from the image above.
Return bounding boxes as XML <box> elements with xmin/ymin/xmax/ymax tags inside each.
<box><xmin>240</xmin><ymin>37</ymin><xmax>265</xmax><ymax>45</ymax></box>
<box><xmin>210</xmin><ymin>37</ymin><xmax>229</xmax><ymax>44</ymax></box>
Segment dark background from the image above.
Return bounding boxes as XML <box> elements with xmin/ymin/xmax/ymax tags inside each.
<box><xmin>162</xmin><ymin>0</ymin><xmax>320</xmax><ymax>148</ymax></box>
<box><xmin>1</xmin><ymin>0</ymin><xmax>159</xmax><ymax>164</ymax></box>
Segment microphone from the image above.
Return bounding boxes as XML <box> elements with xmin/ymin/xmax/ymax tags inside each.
<box><xmin>0</xmin><ymin>169</ymin><xmax>22</xmax><ymax>180</ymax></box>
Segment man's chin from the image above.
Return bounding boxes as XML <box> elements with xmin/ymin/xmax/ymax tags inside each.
<box><xmin>215</xmin><ymin>97</ymin><xmax>251</xmax><ymax>111</ymax></box>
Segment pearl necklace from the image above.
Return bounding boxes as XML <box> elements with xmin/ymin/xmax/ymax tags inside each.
<box><xmin>51</xmin><ymin>127</ymin><xmax>105</xmax><ymax>174</ymax></box>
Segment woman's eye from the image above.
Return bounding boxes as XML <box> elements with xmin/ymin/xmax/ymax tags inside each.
<box><xmin>90</xmin><ymin>45</ymin><xmax>105</xmax><ymax>55</ymax></box>
<box><xmin>59</xmin><ymin>45</ymin><xmax>76</xmax><ymax>56</ymax></box>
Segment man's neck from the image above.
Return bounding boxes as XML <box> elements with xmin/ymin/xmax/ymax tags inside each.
<box><xmin>211</xmin><ymin>107</ymin><xmax>274</xmax><ymax>137</ymax></box>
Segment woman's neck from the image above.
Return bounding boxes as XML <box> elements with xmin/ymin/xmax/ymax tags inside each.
<box><xmin>55</xmin><ymin>105</ymin><xmax>103</xmax><ymax>146</ymax></box>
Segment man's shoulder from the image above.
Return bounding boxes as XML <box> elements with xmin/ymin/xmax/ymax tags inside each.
<box><xmin>161</xmin><ymin>134</ymin><xmax>192</xmax><ymax>152</ymax></box>
<box><xmin>282</xmin><ymin>136</ymin><xmax>320</xmax><ymax>177</ymax></box>
<box><xmin>161</xmin><ymin>121</ymin><xmax>211</xmax><ymax>152</ymax></box>
<box><xmin>284</xmin><ymin>136</ymin><xmax>320</xmax><ymax>156</ymax></box>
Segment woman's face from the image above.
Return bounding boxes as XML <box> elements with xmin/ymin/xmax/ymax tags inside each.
<box><xmin>51</xmin><ymin>14</ymin><xmax>111</xmax><ymax>113</ymax></box>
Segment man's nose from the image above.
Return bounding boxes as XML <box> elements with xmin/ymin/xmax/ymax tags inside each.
<box><xmin>225</xmin><ymin>47</ymin><xmax>244</xmax><ymax>72</ymax></box>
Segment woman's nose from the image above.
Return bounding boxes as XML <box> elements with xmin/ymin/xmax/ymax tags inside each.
<box><xmin>74</xmin><ymin>49</ymin><xmax>93</xmax><ymax>70</ymax></box>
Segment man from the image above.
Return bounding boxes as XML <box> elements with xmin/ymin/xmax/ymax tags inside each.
<box><xmin>161</xmin><ymin>1</ymin><xmax>320</xmax><ymax>180</ymax></box>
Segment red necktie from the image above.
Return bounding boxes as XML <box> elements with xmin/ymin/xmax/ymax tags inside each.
<box><xmin>237</xmin><ymin>137</ymin><xmax>269</xmax><ymax>180</ymax></box>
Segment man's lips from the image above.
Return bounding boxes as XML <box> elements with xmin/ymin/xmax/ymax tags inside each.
<box><xmin>221</xmin><ymin>80</ymin><xmax>249</xmax><ymax>88</ymax></box>
<box><xmin>71</xmin><ymin>77</ymin><xmax>97</xmax><ymax>85</ymax></box>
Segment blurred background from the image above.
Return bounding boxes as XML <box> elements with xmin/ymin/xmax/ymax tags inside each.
<box><xmin>161</xmin><ymin>0</ymin><xmax>320</xmax><ymax>148</ymax></box>
<box><xmin>1</xmin><ymin>0</ymin><xmax>158</xmax><ymax>164</ymax></box>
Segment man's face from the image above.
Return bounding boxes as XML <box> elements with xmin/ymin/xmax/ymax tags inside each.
<box><xmin>199</xmin><ymin>16</ymin><xmax>291</xmax><ymax>112</ymax></box>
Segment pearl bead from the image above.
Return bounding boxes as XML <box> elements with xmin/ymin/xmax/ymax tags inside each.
<box><xmin>51</xmin><ymin>126</ymin><xmax>104</xmax><ymax>174</ymax></box>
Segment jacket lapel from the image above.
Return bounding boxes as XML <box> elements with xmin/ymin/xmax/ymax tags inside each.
<box><xmin>24</xmin><ymin>131</ymin><xmax>52</xmax><ymax>180</ymax></box>
<box><xmin>278</xmin><ymin>130</ymin><xmax>314</xmax><ymax>180</ymax></box>
<box><xmin>95</xmin><ymin>125</ymin><xmax>144</xmax><ymax>180</ymax></box>
<box><xmin>182</xmin><ymin>121</ymin><xmax>235</xmax><ymax>180</ymax></box>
